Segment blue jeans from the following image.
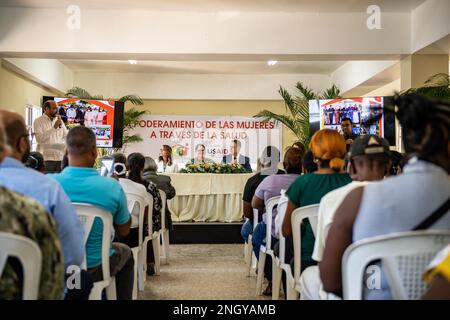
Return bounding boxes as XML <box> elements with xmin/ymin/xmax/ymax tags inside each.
<box><xmin>252</xmin><ymin>222</ymin><xmax>266</xmax><ymax>260</ymax></box>
<box><xmin>240</xmin><ymin>219</ymin><xmax>253</xmax><ymax>242</ymax></box>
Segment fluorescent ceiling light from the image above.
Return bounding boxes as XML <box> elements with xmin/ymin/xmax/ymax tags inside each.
<box><xmin>267</xmin><ymin>60</ymin><xmax>278</xmax><ymax>66</ymax></box>
<box><xmin>128</xmin><ymin>60</ymin><xmax>137</xmax><ymax>65</ymax></box>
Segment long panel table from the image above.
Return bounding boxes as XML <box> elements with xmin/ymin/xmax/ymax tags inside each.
<box><xmin>161</xmin><ymin>173</ymin><xmax>253</xmax><ymax>222</ymax></box>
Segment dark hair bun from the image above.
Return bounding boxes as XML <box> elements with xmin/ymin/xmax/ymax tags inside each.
<box><xmin>394</xmin><ymin>93</ymin><xmax>431</xmax><ymax>131</ymax></box>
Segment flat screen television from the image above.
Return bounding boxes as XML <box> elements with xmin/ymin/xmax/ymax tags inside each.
<box><xmin>42</xmin><ymin>96</ymin><xmax>125</xmax><ymax>148</ymax></box>
<box><xmin>308</xmin><ymin>96</ymin><xmax>396</xmax><ymax>146</ymax></box>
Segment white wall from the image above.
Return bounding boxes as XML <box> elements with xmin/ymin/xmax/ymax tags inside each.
<box><xmin>331</xmin><ymin>60</ymin><xmax>398</xmax><ymax>94</ymax></box>
<box><xmin>411</xmin><ymin>0</ymin><xmax>450</xmax><ymax>53</ymax></box>
<box><xmin>3</xmin><ymin>58</ymin><xmax>74</xmax><ymax>94</ymax></box>
<box><xmin>73</xmin><ymin>72</ymin><xmax>331</xmax><ymax>100</ymax></box>
<box><xmin>364</xmin><ymin>79</ymin><xmax>401</xmax><ymax>97</ymax></box>
<box><xmin>0</xmin><ymin>8</ymin><xmax>411</xmax><ymax>56</ymax></box>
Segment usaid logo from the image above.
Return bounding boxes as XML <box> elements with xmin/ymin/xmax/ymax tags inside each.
<box><xmin>207</xmin><ymin>148</ymin><xmax>229</xmax><ymax>156</ymax></box>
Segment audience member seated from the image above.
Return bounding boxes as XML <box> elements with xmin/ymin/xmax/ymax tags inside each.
<box><xmin>302</xmin><ymin>150</ymin><xmax>318</xmax><ymax>174</ymax></box>
<box><xmin>50</xmin><ymin>126</ymin><xmax>134</xmax><ymax>300</ymax></box>
<box><xmin>0</xmin><ymin>111</ymin><xmax>89</xmax><ymax>299</ymax></box>
<box><xmin>282</xmin><ymin>129</ymin><xmax>351</xmax><ymax>275</ymax></box>
<box><xmin>320</xmin><ymin>93</ymin><xmax>450</xmax><ymax>299</ymax></box>
<box><xmin>240</xmin><ymin>146</ymin><xmax>284</xmax><ymax>244</ymax></box>
<box><xmin>114</xmin><ymin>153</ymin><xmax>162</xmax><ymax>275</ymax></box>
<box><xmin>422</xmin><ymin>244</ymin><xmax>450</xmax><ymax>300</ymax></box>
<box><xmin>299</xmin><ymin>134</ymin><xmax>391</xmax><ymax>300</ymax></box>
<box><xmin>251</xmin><ymin>147</ymin><xmax>303</xmax><ymax>295</ymax></box>
<box><xmin>157</xmin><ymin>145</ymin><xmax>178</xmax><ymax>173</ymax></box>
<box><xmin>113</xmin><ymin>153</ymin><xmax>152</xmax><ymax>238</ymax></box>
<box><xmin>291</xmin><ymin>141</ymin><xmax>306</xmax><ymax>157</ymax></box>
<box><xmin>127</xmin><ymin>153</ymin><xmax>163</xmax><ymax>276</ymax></box>
<box><xmin>143</xmin><ymin>156</ymin><xmax>176</xmax><ymax>232</ymax></box>
<box><xmin>25</xmin><ymin>151</ymin><xmax>45</xmax><ymax>173</ymax></box>
<box><xmin>0</xmin><ymin>124</ymin><xmax>64</xmax><ymax>300</ymax></box>
<box><xmin>388</xmin><ymin>150</ymin><xmax>404</xmax><ymax>176</ymax></box>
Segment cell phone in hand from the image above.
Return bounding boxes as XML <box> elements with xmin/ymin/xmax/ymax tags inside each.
<box><xmin>100</xmin><ymin>157</ymin><xmax>115</xmax><ymax>177</ymax></box>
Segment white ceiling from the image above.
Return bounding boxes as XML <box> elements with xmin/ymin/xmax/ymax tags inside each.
<box><xmin>0</xmin><ymin>0</ymin><xmax>426</xmax><ymax>12</ymax></box>
<box><xmin>60</xmin><ymin>59</ymin><xmax>346</xmax><ymax>74</ymax></box>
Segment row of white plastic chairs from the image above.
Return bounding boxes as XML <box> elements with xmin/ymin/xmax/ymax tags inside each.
<box><xmin>245</xmin><ymin>191</ymin><xmax>450</xmax><ymax>300</ymax></box>
<box><xmin>0</xmin><ymin>189</ymin><xmax>170</xmax><ymax>300</ymax></box>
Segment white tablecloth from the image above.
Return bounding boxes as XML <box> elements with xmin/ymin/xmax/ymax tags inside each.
<box><xmin>161</xmin><ymin>173</ymin><xmax>253</xmax><ymax>222</ymax></box>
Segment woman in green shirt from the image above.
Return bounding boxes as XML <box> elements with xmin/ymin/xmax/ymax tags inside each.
<box><xmin>282</xmin><ymin>129</ymin><xmax>352</xmax><ymax>269</ymax></box>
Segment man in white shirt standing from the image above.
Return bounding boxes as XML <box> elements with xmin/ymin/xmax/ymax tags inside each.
<box><xmin>33</xmin><ymin>100</ymin><xmax>68</xmax><ymax>173</ymax></box>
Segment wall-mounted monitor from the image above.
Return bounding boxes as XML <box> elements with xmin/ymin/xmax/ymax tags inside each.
<box><xmin>42</xmin><ymin>96</ymin><xmax>124</xmax><ymax>148</ymax></box>
<box><xmin>308</xmin><ymin>96</ymin><xmax>396</xmax><ymax>146</ymax></box>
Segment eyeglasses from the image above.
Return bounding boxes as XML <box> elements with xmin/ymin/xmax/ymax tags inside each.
<box><xmin>16</xmin><ymin>133</ymin><xmax>31</xmax><ymax>148</ymax></box>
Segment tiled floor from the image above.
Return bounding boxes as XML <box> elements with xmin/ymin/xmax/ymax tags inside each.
<box><xmin>139</xmin><ymin>244</ymin><xmax>271</xmax><ymax>300</ymax></box>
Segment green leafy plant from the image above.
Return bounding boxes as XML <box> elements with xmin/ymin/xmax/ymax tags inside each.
<box><xmin>401</xmin><ymin>73</ymin><xmax>450</xmax><ymax>100</ymax></box>
<box><xmin>179</xmin><ymin>163</ymin><xmax>248</xmax><ymax>174</ymax></box>
<box><xmin>65</xmin><ymin>86</ymin><xmax>146</xmax><ymax>155</ymax></box>
<box><xmin>254</xmin><ymin>82</ymin><xmax>341</xmax><ymax>148</ymax></box>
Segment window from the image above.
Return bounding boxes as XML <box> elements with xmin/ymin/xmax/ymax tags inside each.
<box><xmin>25</xmin><ymin>104</ymin><xmax>42</xmax><ymax>151</ymax></box>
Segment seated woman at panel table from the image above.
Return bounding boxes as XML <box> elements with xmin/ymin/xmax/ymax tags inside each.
<box><xmin>189</xmin><ymin>144</ymin><xmax>215</xmax><ymax>165</ymax></box>
<box><xmin>157</xmin><ymin>145</ymin><xmax>179</xmax><ymax>173</ymax></box>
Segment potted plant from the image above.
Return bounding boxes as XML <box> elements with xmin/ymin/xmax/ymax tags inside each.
<box><xmin>254</xmin><ymin>82</ymin><xmax>341</xmax><ymax>148</ymax></box>
<box><xmin>401</xmin><ymin>73</ymin><xmax>450</xmax><ymax>99</ymax></box>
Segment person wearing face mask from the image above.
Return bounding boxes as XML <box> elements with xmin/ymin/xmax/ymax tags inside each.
<box><xmin>33</xmin><ymin>100</ymin><xmax>68</xmax><ymax>173</ymax></box>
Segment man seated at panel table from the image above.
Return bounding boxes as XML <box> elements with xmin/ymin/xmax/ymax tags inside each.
<box><xmin>50</xmin><ymin>126</ymin><xmax>134</xmax><ymax>300</ymax></box>
<box><xmin>222</xmin><ymin>139</ymin><xmax>252</xmax><ymax>172</ymax></box>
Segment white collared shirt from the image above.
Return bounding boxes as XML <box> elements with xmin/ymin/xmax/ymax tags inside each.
<box><xmin>33</xmin><ymin>114</ymin><xmax>68</xmax><ymax>161</ymax></box>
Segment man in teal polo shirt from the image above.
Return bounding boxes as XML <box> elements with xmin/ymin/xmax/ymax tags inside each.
<box><xmin>51</xmin><ymin>126</ymin><xmax>133</xmax><ymax>300</ymax></box>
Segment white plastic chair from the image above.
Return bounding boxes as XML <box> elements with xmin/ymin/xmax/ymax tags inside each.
<box><xmin>289</xmin><ymin>204</ymin><xmax>319</xmax><ymax>300</ymax></box>
<box><xmin>142</xmin><ymin>195</ymin><xmax>162</xmax><ymax>278</ymax></box>
<box><xmin>271</xmin><ymin>192</ymin><xmax>293</xmax><ymax>300</ymax></box>
<box><xmin>244</xmin><ymin>209</ymin><xmax>259</xmax><ymax>276</ymax></box>
<box><xmin>126</xmin><ymin>192</ymin><xmax>148</xmax><ymax>299</ymax></box>
<box><xmin>73</xmin><ymin>203</ymin><xmax>117</xmax><ymax>300</ymax></box>
<box><xmin>0</xmin><ymin>232</ymin><xmax>42</xmax><ymax>300</ymax></box>
<box><xmin>158</xmin><ymin>189</ymin><xmax>170</xmax><ymax>265</ymax></box>
<box><xmin>255</xmin><ymin>196</ymin><xmax>280</xmax><ymax>295</ymax></box>
<box><xmin>342</xmin><ymin>230</ymin><xmax>450</xmax><ymax>300</ymax></box>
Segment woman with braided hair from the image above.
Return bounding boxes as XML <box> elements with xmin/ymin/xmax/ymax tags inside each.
<box><xmin>320</xmin><ymin>93</ymin><xmax>450</xmax><ymax>299</ymax></box>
